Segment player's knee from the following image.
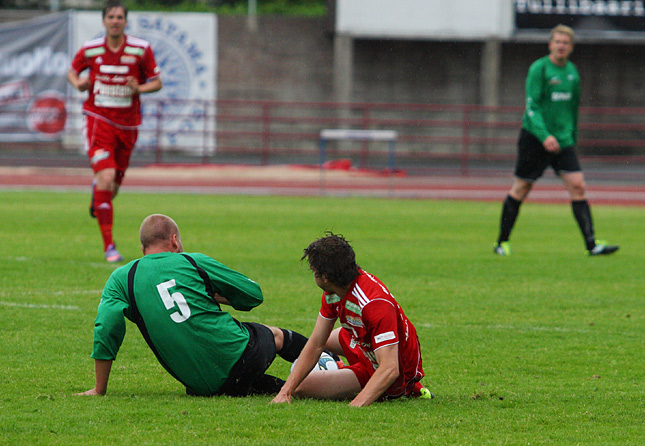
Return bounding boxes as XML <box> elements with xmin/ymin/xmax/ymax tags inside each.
<box><xmin>292</xmin><ymin>374</ymin><xmax>324</xmax><ymax>399</ymax></box>
<box><xmin>266</xmin><ymin>326</ymin><xmax>284</xmax><ymax>351</ymax></box>
<box><xmin>95</xmin><ymin>169</ymin><xmax>117</xmax><ymax>191</ymax></box>
<box><xmin>570</xmin><ymin>181</ymin><xmax>586</xmax><ymax>196</ymax></box>
<box><xmin>295</xmin><ymin>368</ymin><xmax>361</xmax><ymax>400</ymax></box>
<box><xmin>510</xmin><ymin>182</ymin><xmax>531</xmax><ymax>200</ymax></box>
<box><xmin>565</xmin><ymin>181</ymin><xmax>586</xmax><ymax>200</ymax></box>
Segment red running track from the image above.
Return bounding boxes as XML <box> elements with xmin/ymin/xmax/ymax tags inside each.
<box><xmin>0</xmin><ymin>164</ymin><xmax>643</xmax><ymax>206</ymax></box>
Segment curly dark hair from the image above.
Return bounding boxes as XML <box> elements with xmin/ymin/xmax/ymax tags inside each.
<box><xmin>301</xmin><ymin>232</ymin><xmax>360</xmax><ymax>287</ymax></box>
<box><xmin>103</xmin><ymin>0</ymin><xmax>127</xmax><ymax>18</ymax></box>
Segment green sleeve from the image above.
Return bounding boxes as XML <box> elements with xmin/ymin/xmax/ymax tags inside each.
<box><xmin>572</xmin><ymin>68</ymin><xmax>580</xmax><ymax>145</ymax></box>
<box><xmin>91</xmin><ymin>269</ymin><xmax>130</xmax><ymax>360</ymax></box>
<box><xmin>524</xmin><ymin>59</ymin><xmax>550</xmax><ymax>143</ymax></box>
<box><xmin>191</xmin><ymin>253</ymin><xmax>263</xmax><ymax>311</ymax></box>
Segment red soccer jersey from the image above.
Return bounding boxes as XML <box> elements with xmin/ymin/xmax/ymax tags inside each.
<box><xmin>70</xmin><ymin>35</ymin><xmax>160</xmax><ymax>127</ymax></box>
<box><xmin>319</xmin><ymin>269</ymin><xmax>424</xmax><ymax>396</ymax></box>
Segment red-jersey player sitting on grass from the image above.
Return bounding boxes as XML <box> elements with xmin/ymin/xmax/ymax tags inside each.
<box><xmin>272</xmin><ymin>232</ymin><xmax>432</xmax><ymax>407</ymax></box>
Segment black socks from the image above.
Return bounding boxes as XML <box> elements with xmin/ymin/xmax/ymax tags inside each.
<box><xmin>498</xmin><ymin>195</ymin><xmax>522</xmax><ymax>244</ymax></box>
<box><xmin>572</xmin><ymin>199</ymin><xmax>596</xmax><ymax>250</ymax></box>
<box><xmin>498</xmin><ymin>196</ymin><xmax>596</xmax><ymax>251</ymax></box>
<box><xmin>278</xmin><ymin>329</ymin><xmax>308</xmax><ymax>362</ymax></box>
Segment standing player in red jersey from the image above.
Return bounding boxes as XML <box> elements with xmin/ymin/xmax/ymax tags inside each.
<box><xmin>272</xmin><ymin>233</ymin><xmax>432</xmax><ymax>407</ymax></box>
<box><xmin>67</xmin><ymin>0</ymin><xmax>162</xmax><ymax>262</ymax></box>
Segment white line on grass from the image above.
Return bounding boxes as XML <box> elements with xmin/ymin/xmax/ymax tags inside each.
<box><xmin>52</xmin><ymin>290</ymin><xmax>103</xmax><ymax>296</ymax></box>
<box><xmin>0</xmin><ymin>301</ymin><xmax>80</xmax><ymax>311</ymax></box>
<box><xmin>3</xmin><ymin>257</ymin><xmax>118</xmax><ymax>271</ymax></box>
<box><xmin>243</xmin><ymin>318</ymin><xmax>590</xmax><ymax>335</ymax></box>
<box><xmin>417</xmin><ymin>322</ymin><xmax>590</xmax><ymax>334</ymax></box>
<box><xmin>486</xmin><ymin>323</ymin><xmax>591</xmax><ymax>334</ymax></box>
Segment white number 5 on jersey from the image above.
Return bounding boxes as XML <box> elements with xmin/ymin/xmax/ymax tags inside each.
<box><xmin>156</xmin><ymin>279</ymin><xmax>191</xmax><ymax>323</ymax></box>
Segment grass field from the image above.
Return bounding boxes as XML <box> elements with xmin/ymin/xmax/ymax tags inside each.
<box><xmin>1</xmin><ymin>190</ymin><xmax>643</xmax><ymax>445</ymax></box>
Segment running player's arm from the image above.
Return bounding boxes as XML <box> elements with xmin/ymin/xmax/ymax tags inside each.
<box><xmin>67</xmin><ymin>69</ymin><xmax>90</xmax><ymax>92</ymax></box>
<box><xmin>67</xmin><ymin>47</ymin><xmax>90</xmax><ymax>92</ymax></box>
<box><xmin>128</xmin><ymin>45</ymin><xmax>162</xmax><ymax>95</ymax></box>
<box><xmin>126</xmin><ymin>76</ymin><xmax>162</xmax><ymax>94</ymax></box>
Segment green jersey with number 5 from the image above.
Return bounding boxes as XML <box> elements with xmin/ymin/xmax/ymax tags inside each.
<box><xmin>92</xmin><ymin>252</ymin><xmax>263</xmax><ymax>395</ymax></box>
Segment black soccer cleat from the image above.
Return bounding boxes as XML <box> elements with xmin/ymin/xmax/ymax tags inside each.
<box><xmin>587</xmin><ymin>241</ymin><xmax>619</xmax><ymax>256</ymax></box>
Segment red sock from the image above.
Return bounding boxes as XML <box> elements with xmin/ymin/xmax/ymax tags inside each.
<box><xmin>94</xmin><ymin>189</ymin><xmax>114</xmax><ymax>251</ymax></box>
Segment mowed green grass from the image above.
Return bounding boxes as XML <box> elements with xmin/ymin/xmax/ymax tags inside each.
<box><xmin>0</xmin><ymin>190</ymin><xmax>643</xmax><ymax>445</ymax></box>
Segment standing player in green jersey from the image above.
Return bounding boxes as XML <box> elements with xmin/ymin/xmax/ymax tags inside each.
<box><xmin>494</xmin><ymin>24</ymin><xmax>619</xmax><ymax>257</ymax></box>
<box><xmin>77</xmin><ymin>214</ymin><xmax>309</xmax><ymax>397</ymax></box>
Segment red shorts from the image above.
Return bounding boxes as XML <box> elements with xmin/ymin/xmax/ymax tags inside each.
<box><xmin>83</xmin><ymin>114</ymin><xmax>137</xmax><ymax>174</ymax></box>
<box><xmin>338</xmin><ymin>327</ymin><xmax>373</xmax><ymax>388</ymax></box>
<box><xmin>338</xmin><ymin>327</ymin><xmax>418</xmax><ymax>399</ymax></box>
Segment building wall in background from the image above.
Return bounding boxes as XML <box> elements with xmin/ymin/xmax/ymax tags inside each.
<box><xmin>3</xmin><ymin>10</ymin><xmax>645</xmax><ymax>107</ymax></box>
<box><xmin>217</xmin><ymin>16</ymin><xmax>334</xmax><ymax>102</ymax></box>
<box><xmin>217</xmin><ymin>15</ymin><xmax>645</xmax><ymax>108</ymax></box>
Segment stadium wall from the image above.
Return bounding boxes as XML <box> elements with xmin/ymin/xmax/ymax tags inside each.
<box><xmin>219</xmin><ymin>15</ymin><xmax>645</xmax><ymax>109</ymax></box>
<box><xmin>3</xmin><ymin>10</ymin><xmax>645</xmax><ymax>108</ymax></box>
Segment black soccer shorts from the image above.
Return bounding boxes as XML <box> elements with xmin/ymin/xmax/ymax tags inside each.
<box><xmin>514</xmin><ymin>128</ymin><xmax>581</xmax><ymax>182</ymax></box>
<box><xmin>215</xmin><ymin>322</ymin><xmax>280</xmax><ymax>397</ymax></box>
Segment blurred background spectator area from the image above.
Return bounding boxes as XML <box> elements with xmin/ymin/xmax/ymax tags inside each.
<box><xmin>1</xmin><ymin>0</ymin><xmax>644</xmax><ymax>180</ymax></box>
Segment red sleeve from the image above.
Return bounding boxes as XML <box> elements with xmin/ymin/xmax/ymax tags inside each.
<box><xmin>141</xmin><ymin>46</ymin><xmax>160</xmax><ymax>81</ymax></box>
<box><xmin>319</xmin><ymin>293</ymin><xmax>338</xmax><ymax>320</ymax></box>
<box><xmin>362</xmin><ymin>299</ymin><xmax>399</xmax><ymax>350</ymax></box>
<box><xmin>70</xmin><ymin>48</ymin><xmax>88</xmax><ymax>74</ymax></box>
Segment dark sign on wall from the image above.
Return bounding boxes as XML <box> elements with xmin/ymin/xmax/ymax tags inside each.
<box><xmin>0</xmin><ymin>12</ymin><xmax>70</xmax><ymax>142</ymax></box>
<box><xmin>515</xmin><ymin>1</ymin><xmax>645</xmax><ymax>32</ymax></box>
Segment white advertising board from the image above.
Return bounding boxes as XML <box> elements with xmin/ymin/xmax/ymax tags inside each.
<box><xmin>71</xmin><ymin>11</ymin><xmax>217</xmax><ymax>154</ymax></box>
<box><xmin>336</xmin><ymin>0</ymin><xmax>515</xmax><ymax>40</ymax></box>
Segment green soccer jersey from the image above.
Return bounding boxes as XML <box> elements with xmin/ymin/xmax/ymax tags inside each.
<box><xmin>91</xmin><ymin>252</ymin><xmax>263</xmax><ymax>395</ymax></box>
<box><xmin>522</xmin><ymin>55</ymin><xmax>580</xmax><ymax>148</ymax></box>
